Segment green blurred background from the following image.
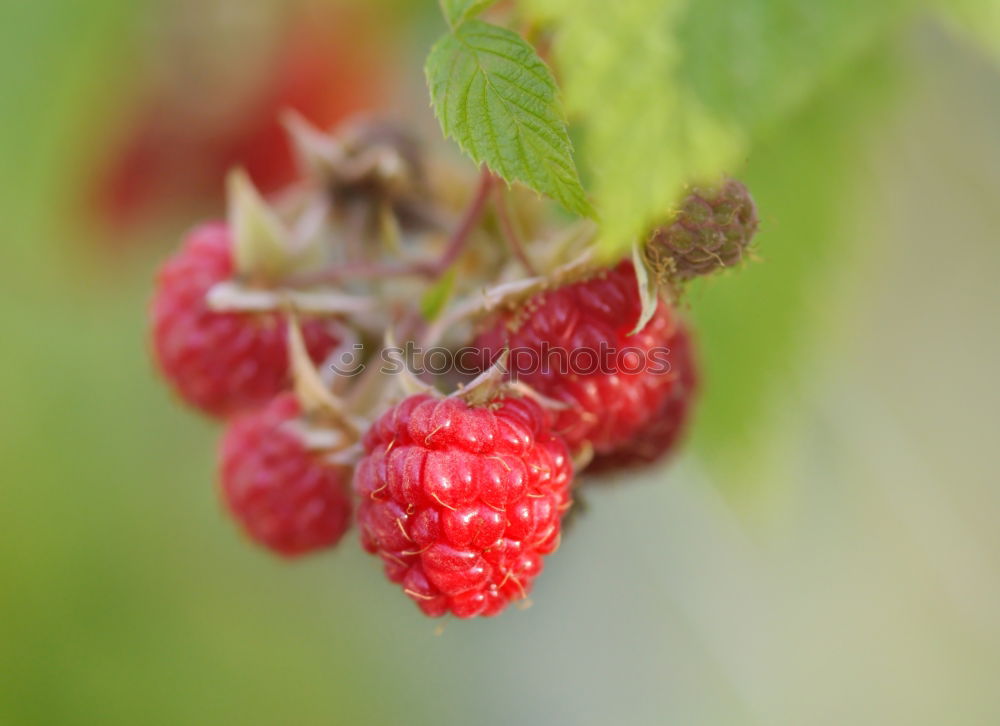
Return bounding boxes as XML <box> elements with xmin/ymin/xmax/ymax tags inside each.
<box><xmin>1</xmin><ymin>1</ymin><xmax>998</xmax><ymax>724</ymax></box>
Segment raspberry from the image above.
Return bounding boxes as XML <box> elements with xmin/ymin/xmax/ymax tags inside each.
<box><xmin>91</xmin><ymin>7</ymin><xmax>386</xmax><ymax>234</ymax></box>
<box><xmin>586</xmin><ymin>322</ymin><xmax>697</xmax><ymax>473</ymax></box>
<box><xmin>474</xmin><ymin>261</ymin><xmax>685</xmax><ymax>456</ymax></box>
<box><xmin>646</xmin><ymin>178</ymin><xmax>758</xmax><ymax>280</ymax></box>
<box><xmin>354</xmin><ymin>393</ymin><xmax>573</xmax><ymax>617</ymax></box>
<box><xmin>219</xmin><ymin>393</ymin><xmax>352</xmax><ymax>556</ymax></box>
<box><xmin>150</xmin><ymin>222</ymin><xmax>341</xmax><ymax>418</ymax></box>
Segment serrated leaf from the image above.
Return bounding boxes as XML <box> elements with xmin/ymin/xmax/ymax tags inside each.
<box><xmin>439</xmin><ymin>0</ymin><xmax>496</xmax><ymax>28</ymax></box>
<box><xmin>425</xmin><ymin>21</ymin><xmax>591</xmax><ymax>217</ymax></box>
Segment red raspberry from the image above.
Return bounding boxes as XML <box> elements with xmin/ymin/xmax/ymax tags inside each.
<box><xmin>475</xmin><ymin>261</ymin><xmax>685</xmax><ymax>456</ymax></box>
<box><xmin>219</xmin><ymin>393</ymin><xmax>352</xmax><ymax>556</ymax></box>
<box><xmin>354</xmin><ymin>394</ymin><xmax>573</xmax><ymax>618</ymax></box>
<box><xmin>586</xmin><ymin>322</ymin><xmax>697</xmax><ymax>473</ymax></box>
<box><xmin>150</xmin><ymin>222</ymin><xmax>341</xmax><ymax>418</ymax></box>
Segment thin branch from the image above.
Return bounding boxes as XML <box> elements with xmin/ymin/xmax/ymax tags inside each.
<box><xmin>493</xmin><ymin>185</ymin><xmax>536</xmax><ymax>274</ymax></box>
<box><xmin>418</xmin><ymin>167</ymin><xmax>494</xmax><ymax>276</ymax></box>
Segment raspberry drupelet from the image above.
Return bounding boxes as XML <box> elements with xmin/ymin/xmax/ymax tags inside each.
<box><xmin>354</xmin><ymin>393</ymin><xmax>573</xmax><ymax>618</ymax></box>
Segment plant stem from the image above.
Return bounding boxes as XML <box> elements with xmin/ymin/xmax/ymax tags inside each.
<box><xmin>419</xmin><ymin>167</ymin><xmax>494</xmax><ymax>276</ymax></box>
<box><xmin>493</xmin><ymin>185</ymin><xmax>536</xmax><ymax>274</ymax></box>
<box><xmin>292</xmin><ymin>167</ymin><xmax>494</xmax><ymax>286</ymax></box>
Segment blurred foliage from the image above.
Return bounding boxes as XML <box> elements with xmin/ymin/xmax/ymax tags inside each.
<box><xmin>438</xmin><ymin>0</ymin><xmax>496</xmax><ymax>29</ymax></box>
<box><xmin>688</xmin><ymin>47</ymin><xmax>900</xmax><ymax>485</ymax></box>
<box><xmin>515</xmin><ymin>0</ymin><xmax>920</xmax><ymax>257</ymax></box>
<box><xmin>518</xmin><ymin>0</ymin><xmax>741</xmax><ymax>254</ymax></box>
<box><xmin>508</xmin><ymin>0</ymin><xmax>1000</xmax><ymax>488</ymax></box>
<box><xmin>941</xmin><ymin>0</ymin><xmax>1000</xmax><ymax>61</ymax></box>
<box><xmin>508</xmin><ymin>0</ymin><xmax>914</xmax><ymax>486</ymax></box>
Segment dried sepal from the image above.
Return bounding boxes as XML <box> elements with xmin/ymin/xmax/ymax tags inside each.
<box><xmin>227</xmin><ymin>168</ymin><xmax>325</xmax><ymax>283</ymax></box>
<box><xmin>287</xmin><ymin>314</ymin><xmax>361</xmax><ymax>439</ymax></box>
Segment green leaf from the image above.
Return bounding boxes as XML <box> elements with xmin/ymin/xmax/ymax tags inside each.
<box><xmin>515</xmin><ymin>0</ymin><xmax>917</xmax><ymax>481</ymax></box>
<box><xmin>674</xmin><ymin>0</ymin><xmax>913</xmax><ymax>135</ymax></box>
<box><xmin>439</xmin><ymin>0</ymin><xmax>496</xmax><ymax>28</ymax></box>
<box><xmin>425</xmin><ymin>21</ymin><xmax>591</xmax><ymax>217</ymax></box>
<box><xmin>518</xmin><ymin>0</ymin><xmax>743</xmax><ymax>256</ymax></box>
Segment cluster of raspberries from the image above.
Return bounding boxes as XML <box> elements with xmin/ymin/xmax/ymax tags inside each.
<box><xmin>150</xmin><ymin>151</ymin><xmax>756</xmax><ymax>617</ymax></box>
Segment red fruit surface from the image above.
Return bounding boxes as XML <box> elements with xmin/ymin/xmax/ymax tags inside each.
<box><xmin>586</xmin><ymin>322</ymin><xmax>697</xmax><ymax>474</ymax></box>
<box><xmin>219</xmin><ymin>394</ymin><xmax>351</xmax><ymax>556</ymax></box>
<box><xmin>475</xmin><ymin>261</ymin><xmax>686</xmax><ymax>456</ymax></box>
<box><xmin>150</xmin><ymin>222</ymin><xmax>341</xmax><ymax>418</ymax></box>
<box><xmin>354</xmin><ymin>394</ymin><xmax>573</xmax><ymax>618</ymax></box>
<box><xmin>92</xmin><ymin>10</ymin><xmax>387</xmax><ymax>232</ymax></box>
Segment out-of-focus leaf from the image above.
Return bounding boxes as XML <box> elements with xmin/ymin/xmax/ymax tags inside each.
<box><xmin>425</xmin><ymin>21</ymin><xmax>590</xmax><ymax>217</ymax></box>
<box><xmin>675</xmin><ymin>0</ymin><xmax>912</xmax><ymax>135</ymax></box>
<box><xmin>937</xmin><ymin>0</ymin><xmax>1000</xmax><ymax>62</ymax></box>
<box><xmin>520</xmin><ymin>0</ymin><xmax>741</xmax><ymax>257</ymax></box>
<box><xmin>687</xmin><ymin>48</ymin><xmax>900</xmax><ymax>484</ymax></box>
<box><xmin>517</xmin><ymin>0</ymin><xmax>918</xmax><ymax>257</ymax></box>
<box><xmin>438</xmin><ymin>0</ymin><xmax>495</xmax><ymax>28</ymax></box>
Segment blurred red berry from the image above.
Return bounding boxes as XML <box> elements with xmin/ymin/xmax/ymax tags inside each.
<box><xmin>220</xmin><ymin>393</ymin><xmax>352</xmax><ymax>556</ymax></box>
<box><xmin>475</xmin><ymin>261</ymin><xmax>687</xmax><ymax>456</ymax></box>
<box><xmin>92</xmin><ymin>8</ymin><xmax>388</xmax><ymax>232</ymax></box>
<box><xmin>150</xmin><ymin>222</ymin><xmax>341</xmax><ymax>418</ymax></box>
<box><xmin>354</xmin><ymin>394</ymin><xmax>573</xmax><ymax>618</ymax></box>
<box><xmin>586</xmin><ymin>322</ymin><xmax>697</xmax><ymax>474</ymax></box>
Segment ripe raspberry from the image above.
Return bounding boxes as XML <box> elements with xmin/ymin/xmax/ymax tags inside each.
<box><xmin>586</xmin><ymin>322</ymin><xmax>697</xmax><ymax>473</ymax></box>
<box><xmin>150</xmin><ymin>222</ymin><xmax>341</xmax><ymax>418</ymax></box>
<box><xmin>474</xmin><ymin>261</ymin><xmax>685</xmax><ymax>456</ymax></box>
<box><xmin>219</xmin><ymin>393</ymin><xmax>352</xmax><ymax>556</ymax></box>
<box><xmin>354</xmin><ymin>393</ymin><xmax>572</xmax><ymax>618</ymax></box>
<box><xmin>646</xmin><ymin>178</ymin><xmax>758</xmax><ymax>280</ymax></box>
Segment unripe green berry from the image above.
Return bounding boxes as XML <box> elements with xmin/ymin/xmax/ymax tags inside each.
<box><xmin>646</xmin><ymin>179</ymin><xmax>758</xmax><ymax>281</ymax></box>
